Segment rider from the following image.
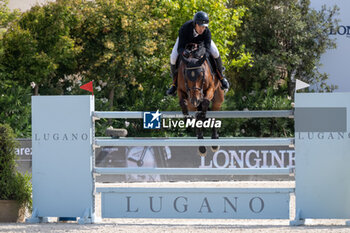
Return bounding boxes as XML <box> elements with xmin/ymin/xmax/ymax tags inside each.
<box><xmin>166</xmin><ymin>11</ymin><xmax>230</xmax><ymax>96</ymax></box>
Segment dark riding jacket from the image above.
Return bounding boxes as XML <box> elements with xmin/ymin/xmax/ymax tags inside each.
<box><xmin>177</xmin><ymin>20</ymin><xmax>211</xmax><ymax>56</ymax></box>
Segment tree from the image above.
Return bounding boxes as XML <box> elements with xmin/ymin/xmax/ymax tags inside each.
<box><xmin>0</xmin><ymin>0</ymin><xmax>250</xmax><ymax>137</ymax></box>
<box><xmin>72</xmin><ymin>0</ymin><xmax>171</xmax><ymax>110</ymax></box>
<box><xmin>220</xmin><ymin>0</ymin><xmax>339</xmax><ymax>137</ymax></box>
<box><xmin>0</xmin><ymin>0</ymin><xmax>31</xmax><ymax>138</ymax></box>
<box><xmin>230</xmin><ymin>0</ymin><xmax>338</xmax><ymax>97</ymax></box>
<box><xmin>1</xmin><ymin>0</ymin><xmax>82</xmax><ymax>95</ymax></box>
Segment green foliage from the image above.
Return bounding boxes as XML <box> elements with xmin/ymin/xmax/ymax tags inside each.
<box><xmin>230</xmin><ymin>0</ymin><xmax>338</xmax><ymax>95</ymax></box>
<box><xmin>220</xmin><ymin>0</ymin><xmax>339</xmax><ymax>137</ymax></box>
<box><xmin>0</xmin><ymin>0</ymin><xmax>339</xmax><ymax>138</ymax></box>
<box><xmin>0</xmin><ymin>1</ymin><xmax>32</xmax><ymax>138</ymax></box>
<box><xmin>0</xmin><ymin>0</ymin><xmax>19</xmax><ymax>84</ymax></box>
<box><xmin>2</xmin><ymin>25</ymin><xmax>56</xmax><ymax>87</ymax></box>
<box><xmin>0</xmin><ymin>124</ymin><xmax>32</xmax><ymax>210</ymax></box>
<box><xmin>0</xmin><ymin>82</ymin><xmax>32</xmax><ymax>138</ymax></box>
<box><xmin>0</xmin><ymin>0</ymin><xmax>20</xmax><ymax>29</ymax></box>
<box><xmin>1</xmin><ymin>0</ymin><xmax>83</xmax><ymax>95</ymax></box>
<box><xmin>74</xmin><ymin>0</ymin><xmax>171</xmax><ymax>109</ymax></box>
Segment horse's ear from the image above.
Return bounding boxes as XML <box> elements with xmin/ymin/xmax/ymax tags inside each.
<box><xmin>194</xmin><ymin>46</ymin><xmax>206</xmax><ymax>59</ymax></box>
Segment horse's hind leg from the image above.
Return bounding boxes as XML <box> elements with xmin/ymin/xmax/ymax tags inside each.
<box><xmin>211</xmin><ymin>102</ymin><xmax>219</xmax><ymax>152</ymax></box>
<box><xmin>211</xmin><ymin>125</ymin><xmax>219</xmax><ymax>152</ymax></box>
<box><xmin>188</xmin><ymin>103</ymin><xmax>207</xmax><ymax>156</ymax></box>
<box><xmin>196</xmin><ymin>125</ymin><xmax>206</xmax><ymax>156</ymax></box>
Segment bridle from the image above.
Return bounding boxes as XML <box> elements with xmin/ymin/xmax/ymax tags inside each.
<box><xmin>181</xmin><ymin>43</ymin><xmax>208</xmax><ymax>100</ymax></box>
<box><xmin>183</xmin><ymin>65</ymin><xmax>206</xmax><ymax>99</ymax></box>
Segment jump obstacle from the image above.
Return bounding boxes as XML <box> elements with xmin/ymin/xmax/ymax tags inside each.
<box><xmin>27</xmin><ymin>93</ymin><xmax>350</xmax><ymax>225</ymax></box>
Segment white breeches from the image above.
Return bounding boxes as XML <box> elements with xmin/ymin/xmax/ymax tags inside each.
<box><xmin>170</xmin><ymin>37</ymin><xmax>220</xmax><ymax>65</ymax></box>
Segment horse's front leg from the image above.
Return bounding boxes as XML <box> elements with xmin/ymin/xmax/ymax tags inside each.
<box><xmin>179</xmin><ymin>91</ymin><xmax>189</xmax><ymax>116</ymax></box>
<box><xmin>211</xmin><ymin>98</ymin><xmax>223</xmax><ymax>141</ymax></box>
<box><xmin>195</xmin><ymin>98</ymin><xmax>208</xmax><ymax>141</ymax></box>
<box><xmin>210</xmin><ymin>105</ymin><xmax>219</xmax><ymax>152</ymax></box>
<box><xmin>197</xmin><ymin>85</ymin><xmax>215</xmax><ymax>120</ymax></box>
<box><xmin>195</xmin><ymin>107</ymin><xmax>206</xmax><ymax>156</ymax></box>
<box><xmin>201</xmin><ymin>86</ymin><xmax>220</xmax><ymax>152</ymax></box>
<box><xmin>197</xmin><ymin>98</ymin><xmax>210</xmax><ymax>120</ymax></box>
<box><xmin>210</xmin><ymin>88</ymin><xmax>224</xmax><ymax>152</ymax></box>
<box><xmin>194</xmin><ymin>88</ymin><xmax>214</xmax><ymax>156</ymax></box>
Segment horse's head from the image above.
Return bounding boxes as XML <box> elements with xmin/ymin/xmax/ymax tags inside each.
<box><xmin>181</xmin><ymin>43</ymin><xmax>207</xmax><ymax>107</ymax></box>
<box><xmin>184</xmin><ymin>67</ymin><xmax>205</xmax><ymax>107</ymax></box>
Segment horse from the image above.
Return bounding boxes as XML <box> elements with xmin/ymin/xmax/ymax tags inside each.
<box><xmin>177</xmin><ymin>43</ymin><xmax>225</xmax><ymax>156</ymax></box>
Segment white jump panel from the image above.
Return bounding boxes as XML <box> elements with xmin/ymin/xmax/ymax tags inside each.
<box><xmin>295</xmin><ymin>93</ymin><xmax>350</xmax><ymax>219</ymax></box>
<box><xmin>97</xmin><ymin>188</ymin><xmax>292</xmax><ymax>219</ymax></box>
<box><xmin>31</xmin><ymin>96</ymin><xmax>95</xmax><ymax>222</ymax></box>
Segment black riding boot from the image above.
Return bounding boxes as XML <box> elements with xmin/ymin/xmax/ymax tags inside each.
<box><xmin>166</xmin><ymin>64</ymin><xmax>177</xmax><ymax>96</ymax></box>
<box><xmin>215</xmin><ymin>56</ymin><xmax>230</xmax><ymax>90</ymax></box>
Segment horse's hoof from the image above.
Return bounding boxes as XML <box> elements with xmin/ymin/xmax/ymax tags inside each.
<box><xmin>211</xmin><ymin>146</ymin><xmax>220</xmax><ymax>152</ymax></box>
<box><xmin>137</xmin><ymin>160</ymin><xmax>144</xmax><ymax>167</ymax></box>
<box><xmin>198</xmin><ymin>146</ymin><xmax>207</xmax><ymax>157</ymax></box>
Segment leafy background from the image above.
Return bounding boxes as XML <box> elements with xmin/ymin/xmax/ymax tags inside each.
<box><xmin>0</xmin><ymin>0</ymin><xmax>339</xmax><ymax>138</ymax></box>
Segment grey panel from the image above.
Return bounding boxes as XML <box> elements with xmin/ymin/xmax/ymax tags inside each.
<box><xmin>295</xmin><ymin>107</ymin><xmax>346</xmax><ymax>132</ymax></box>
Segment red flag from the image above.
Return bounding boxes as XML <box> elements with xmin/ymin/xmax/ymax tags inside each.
<box><xmin>80</xmin><ymin>81</ymin><xmax>94</xmax><ymax>95</ymax></box>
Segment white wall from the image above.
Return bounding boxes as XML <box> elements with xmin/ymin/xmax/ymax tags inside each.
<box><xmin>8</xmin><ymin>0</ymin><xmax>54</xmax><ymax>11</ymax></box>
<box><xmin>311</xmin><ymin>0</ymin><xmax>350</xmax><ymax>92</ymax></box>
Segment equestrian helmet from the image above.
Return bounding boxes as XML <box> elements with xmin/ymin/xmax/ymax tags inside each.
<box><xmin>193</xmin><ymin>11</ymin><xmax>209</xmax><ymax>27</ymax></box>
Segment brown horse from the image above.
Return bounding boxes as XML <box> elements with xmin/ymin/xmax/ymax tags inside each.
<box><xmin>177</xmin><ymin>43</ymin><xmax>225</xmax><ymax>156</ymax></box>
